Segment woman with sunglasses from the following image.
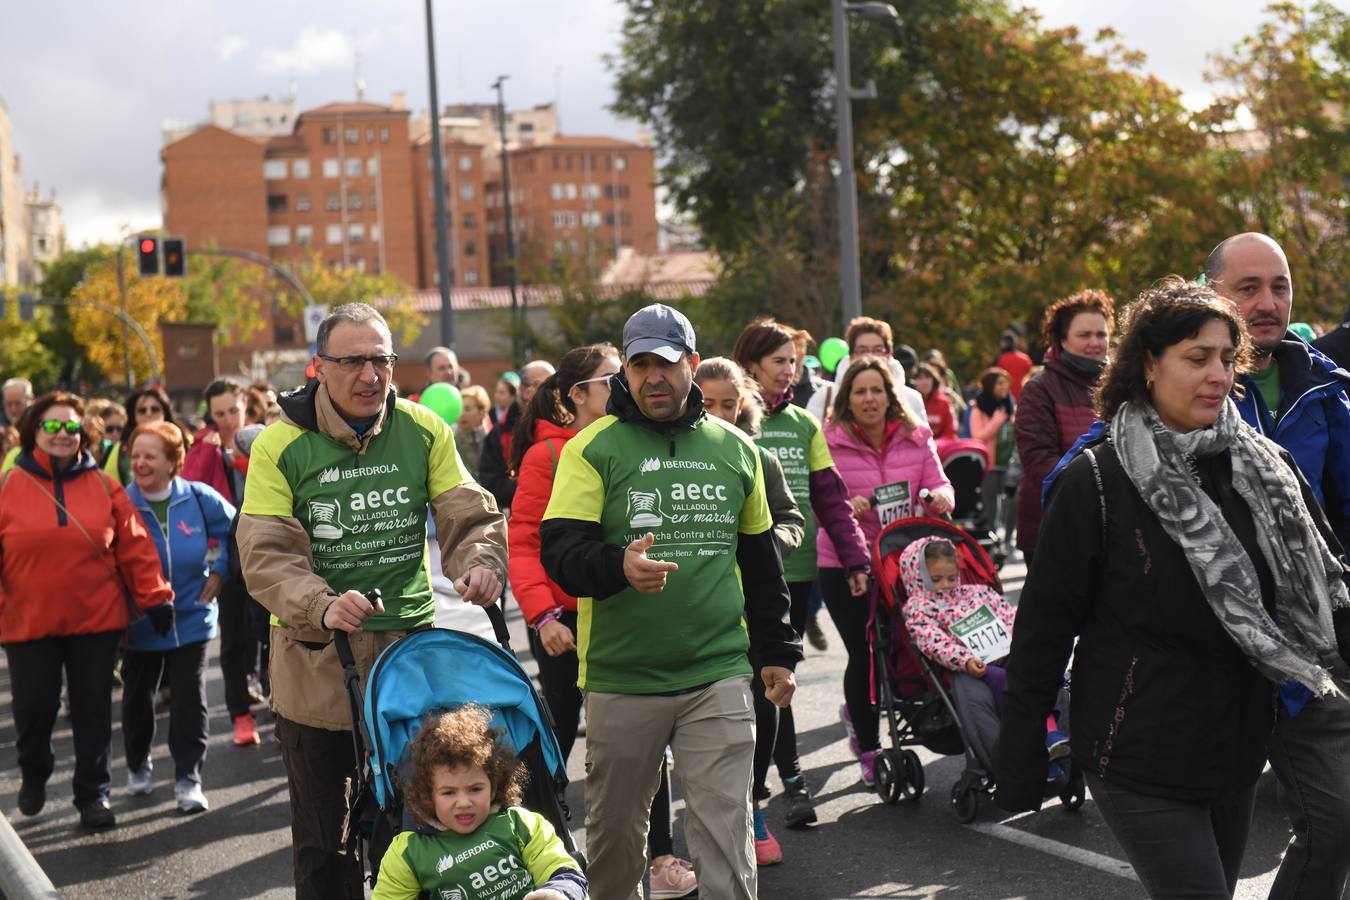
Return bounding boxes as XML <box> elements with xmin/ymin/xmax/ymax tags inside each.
<box><xmin>505</xmin><ymin>344</ymin><xmax>699</xmax><ymax>899</ymax></box>
<box><xmin>0</xmin><ymin>392</ymin><xmax>174</xmax><ymax>829</ymax></box>
<box><xmin>103</xmin><ymin>387</ymin><xmax>190</xmax><ymax>486</ymax></box>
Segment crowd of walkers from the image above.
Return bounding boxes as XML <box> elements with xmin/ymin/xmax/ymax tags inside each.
<box><xmin>1</xmin><ymin>230</ymin><xmax>1350</xmax><ymax>900</ymax></box>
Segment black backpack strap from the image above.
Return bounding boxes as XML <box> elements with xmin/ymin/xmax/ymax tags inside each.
<box><xmin>1083</xmin><ymin>447</ymin><xmax>1106</xmax><ymax>543</ymax></box>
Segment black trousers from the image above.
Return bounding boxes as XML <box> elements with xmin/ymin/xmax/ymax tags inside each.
<box><xmin>218</xmin><ymin>581</ymin><xmax>257</xmax><ymax>719</ymax></box>
<box><xmin>122</xmin><ymin>640</ymin><xmax>210</xmax><ymax>783</ymax></box>
<box><xmin>820</xmin><ymin>566</ymin><xmax>880</xmax><ymax>752</ymax></box>
<box><xmin>753</xmin><ymin>580</ymin><xmax>813</xmax><ymax>793</ymax></box>
<box><xmin>527</xmin><ymin>611</ymin><xmax>676</xmax><ymax>859</ymax></box>
<box><xmin>275</xmin><ymin>715</ymin><xmax>365</xmax><ymax>900</ymax></box>
<box><xmin>4</xmin><ymin>630</ymin><xmax>122</xmax><ymax>807</ymax></box>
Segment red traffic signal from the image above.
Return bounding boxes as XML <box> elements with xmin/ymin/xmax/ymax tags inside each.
<box><xmin>137</xmin><ymin>235</ymin><xmax>160</xmax><ymax>276</ymax></box>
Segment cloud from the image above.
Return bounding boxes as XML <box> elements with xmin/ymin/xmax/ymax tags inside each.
<box><xmin>218</xmin><ymin>34</ymin><xmax>249</xmax><ymax>62</ymax></box>
<box><xmin>258</xmin><ymin>26</ymin><xmax>356</xmax><ymax>76</ymax></box>
<box><xmin>61</xmin><ymin>190</ymin><xmax>161</xmax><ymax>250</ymax></box>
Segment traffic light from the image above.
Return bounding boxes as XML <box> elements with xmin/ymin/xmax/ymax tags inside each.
<box><xmin>18</xmin><ymin>293</ymin><xmax>36</xmax><ymax>322</ymax></box>
<box><xmin>137</xmin><ymin>235</ymin><xmax>160</xmax><ymax>276</ymax></box>
<box><xmin>163</xmin><ymin>237</ymin><xmax>186</xmax><ymax>277</ymax></box>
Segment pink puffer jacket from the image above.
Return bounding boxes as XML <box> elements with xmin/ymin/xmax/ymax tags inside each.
<box><xmin>817</xmin><ymin>419</ymin><xmax>955</xmax><ymax>568</ymax></box>
<box><xmin>898</xmin><ymin>535</ymin><xmax>1016</xmax><ymax>671</ymax></box>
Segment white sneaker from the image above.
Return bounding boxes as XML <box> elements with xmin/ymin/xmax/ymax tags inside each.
<box><xmin>127</xmin><ymin>765</ymin><xmax>152</xmax><ymax>796</ymax></box>
<box><xmin>175</xmin><ymin>779</ymin><xmax>208</xmax><ymax>814</ymax></box>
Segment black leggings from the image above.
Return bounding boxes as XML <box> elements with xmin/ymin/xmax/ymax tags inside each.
<box><xmin>820</xmin><ymin>566</ymin><xmax>879</xmax><ymax>752</ymax></box>
<box><xmin>752</xmin><ymin>581</ymin><xmax>813</xmax><ymax>794</ymax></box>
<box><xmin>528</xmin><ymin>611</ymin><xmax>676</xmax><ymax>858</ymax></box>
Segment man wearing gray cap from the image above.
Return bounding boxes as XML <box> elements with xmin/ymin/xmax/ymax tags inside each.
<box><xmin>541</xmin><ymin>304</ymin><xmax>802</xmax><ymax>900</ymax></box>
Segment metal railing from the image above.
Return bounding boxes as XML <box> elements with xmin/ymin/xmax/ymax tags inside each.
<box><xmin>0</xmin><ymin>812</ymin><xmax>58</xmax><ymax>898</ymax></box>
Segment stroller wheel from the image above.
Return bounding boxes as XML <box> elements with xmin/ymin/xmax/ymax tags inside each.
<box><xmin>1059</xmin><ymin>767</ymin><xmax>1086</xmax><ymax>812</ymax></box>
<box><xmin>875</xmin><ymin>750</ymin><xmax>903</xmax><ymax>805</ymax></box>
<box><xmin>950</xmin><ymin>780</ymin><xmax>981</xmax><ymax>823</ymax></box>
<box><xmin>900</xmin><ymin>749</ymin><xmax>925</xmax><ymax>800</ymax></box>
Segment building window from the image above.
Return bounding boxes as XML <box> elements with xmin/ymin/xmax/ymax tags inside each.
<box><xmin>296</xmin><ymin>225</ymin><xmax>313</xmax><ymax>246</ymax></box>
<box><xmin>326</xmin><ymin>224</ymin><xmax>343</xmax><ymax>245</ymax></box>
<box><xmin>567</xmin><ymin>212</ymin><xmax>578</xmax><ymax>227</ymax></box>
<box><xmin>464</xmin><ymin>240</ymin><xmax>476</xmax><ymax>256</ymax></box>
<box><xmin>267</xmin><ymin>225</ymin><xmax>290</xmax><ymax>246</ymax></box>
<box><xmin>353</xmin><ymin>258</ymin><xmax>366</xmax><ymax>272</ymax></box>
<box><xmin>349</xmin><ymin>224</ymin><xmax>365</xmax><ymax>245</ymax></box>
<box><xmin>292</xmin><ymin>159</ymin><xmax>311</xmax><ymax>178</ymax></box>
<box><xmin>565</xmin><ymin>154</ymin><xmax>573</xmax><ymax>171</ymax></box>
<box><xmin>459</xmin><ymin>155</ymin><xmax>472</xmax><ymax>172</ymax></box>
<box><xmin>366</xmin><ymin>157</ymin><xmax>379</xmax><ymax>176</ymax></box>
<box><xmin>605</xmin><ymin>212</ymin><xmax>615</xmax><ymax>226</ymax></box>
<box><xmin>267</xmin><ymin>194</ymin><xmax>288</xmax><ymax>213</ymax></box>
<box><xmin>263</xmin><ymin>159</ymin><xmax>288</xmax><ymax>180</ymax></box>
<box><xmin>552</xmin><ymin>211</ymin><xmax>565</xmax><ymax>228</ymax></box>
<box><xmin>564</xmin><ymin>183</ymin><xmax>578</xmax><ymax>200</ymax></box>
<box><xmin>365</xmin><ymin>127</ymin><xmax>375</xmax><ymax>143</ymax></box>
<box><xmin>465</xmin><ymin>269</ymin><xmax>478</xmax><ymax>285</ymax></box>
<box><xmin>380</xmin><ymin>126</ymin><xmax>390</xmax><ymax>142</ymax></box>
<box><xmin>460</xmin><ymin>183</ymin><xmax>475</xmax><ymax>200</ymax></box>
<box><xmin>583</xmin><ymin>183</ymin><xmax>600</xmax><ymax>200</ymax></box>
<box><xmin>344</xmin><ymin>126</ymin><xmax>359</xmax><ymax>144</ymax></box>
<box><xmin>323</xmin><ymin>158</ymin><xmax>340</xmax><ymax>178</ymax></box>
<box><xmin>552</xmin><ymin>154</ymin><xmax>560</xmax><ymax>171</ymax></box>
<box><xmin>295</xmin><ymin>193</ymin><xmax>312</xmax><ymax>212</ymax></box>
<box><xmin>371</xmin><ymin>224</ymin><xmax>382</xmax><ymax>243</ymax></box>
<box><xmin>322</xmin><ymin>128</ymin><xmax>337</xmax><ymax>145</ymax></box>
<box><xmin>371</xmin><ymin>257</ymin><xmax>381</xmax><ymax>274</ymax></box>
<box><xmin>550</xmin><ymin>183</ymin><xmax>562</xmax><ymax>200</ymax></box>
<box><xmin>344</xmin><ymin>157</ymin><xmax>362</xmax><ymax>177</ymax></box>
<box><xmin>462</xmin><ymin>212</ymin><xmax>476</xmax><ymax>229</ymax></box>
<box><xmin>325</xmin><ymin>192</ymin><xmax>341</xmax><ymax>211</ymax></box>
<box><xmin>615</xmin><ymin>154</ymin><xmax>627</xmax><ymax>171</ymax></box>
<box><xmin>581</xmin><ymin>210</ymin><xmax>601</xmax><ymax>228</ymax></box>
<box><xmin>348</xmin><ymin>193</ymin><xmax>364</xmax><ymax>211</ymax></box>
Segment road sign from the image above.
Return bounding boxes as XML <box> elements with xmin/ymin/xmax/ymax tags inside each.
<box><xmin>302</xmin><ymin>305</ymin><xmax>330</xmax><ymax>344</ymax></box>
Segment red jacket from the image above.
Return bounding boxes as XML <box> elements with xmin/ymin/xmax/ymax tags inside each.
<box><xmin>0</xmin><ymin>450</ymin><xmax>173</xmax><ymax>642</ymax></box>
<box><xmin>922</xmin><ymin>392</ymin><xmax>956</xmax><ymax>440</ymax></box>
<box><xmin>507</xmin><ymin>420</ymin><xmax>578</xmax><ymax>624</ymax></box>
<box><xmin>996</xmin><ymin>350</ymin><xmax>1034</xmax><ymax>401</ymax></box>
<box><xmin>182</xmin><ymin>431</ymin><xmax>238</xmax><ymax>503</ymax></box>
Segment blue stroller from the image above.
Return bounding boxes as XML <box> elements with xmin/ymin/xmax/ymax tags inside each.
<box><xmin>335</xmin><ymin>596</ymin><xmax>583</xmax><ymax>888</ymax></box>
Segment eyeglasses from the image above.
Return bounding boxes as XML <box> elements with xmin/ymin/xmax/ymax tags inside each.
<box><xmin>320</xmin><ymin>354</ymin><xmax>399</xmax><ymax>373</ymax></box>
<box><xmin>105</xmin><ymin>425</ymin><xmax>123</xmax><ymax>436</ymax></box>
<box><xmin>136</xmin><ymin>405</ymin><xmax>162</xmax><ymax>416</ymax></box>
<box><xmin>40</xmin><ymin>420</ymin><xmax>83</xmax><ymax>435</ymax></box>
<box><xmin>574</xmin><ymin>372</ymin><xmax>618</xmax><ymax>388</ymax></box>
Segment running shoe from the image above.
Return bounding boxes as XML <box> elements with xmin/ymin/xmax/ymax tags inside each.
<box><xmin>17</xmin><ymin>778</ymin><xmax>45</xmax><ymax>816</ymax></box>
<box><xmin>175</xmin><ymin>779</ymin><xmax>209</xmax><ymax>814</ymax></box>
<box><xmin>752</xmin><ymin>807</ymin><xmax>782</xmax><ymax>866</ymax></box>
<box><xmin>649</xmin><ymin>856</ymin><xmax>698</xmax><ymax>898</ymax></box>
<box><xmin>78</xmin><ymin>797</ymin><xmax>116</xmax><ymax>829</ymax></box>
<box><xmin>782</xmin><ymin>775</ymin><xmax>817</xmax><ymax>828</ymax></box>
<box><xmin>127</xmin><ymin>764</ymin><xmax>153</xmax><ymax>797</ymax></box>
<box><xmin>839</xmin><ymin>703</ymin><xmax>860</xmax><ymax>758</ymax></box>
<box><xmin>805</xmin><ymin>616</ymin><xmax>829</xmax><ymax>652</ymax></box>
<box><xmin>860</xmin><ymin>750</ymin><xmax>879</xmax><ymax>788</ymax></box>
<box><xmin>1046</xmin><ymin>729</ymin><xmax>1071</xmax><ymax>762</ymax></box>
<box><xmin>233</xmin><ymin>713</ymin><xmax>261</xmax><ymax>747</ymax></box>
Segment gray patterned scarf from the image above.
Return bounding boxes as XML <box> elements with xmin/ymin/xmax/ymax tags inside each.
<box><xmin>1111</xmin><ymin>399</ymin><xmax>1350</xmax><ymax>699</ymax></box>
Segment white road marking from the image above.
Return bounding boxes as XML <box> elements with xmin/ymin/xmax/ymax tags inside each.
<box><xmin>970</xmin><ymin>820</ymin><xmax>1140</xmax><ymax>882</ymax></box>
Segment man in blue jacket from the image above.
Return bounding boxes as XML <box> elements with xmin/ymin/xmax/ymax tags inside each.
<box><xmin>1207</xmin><ymin>231</ymin><xmax>1350</xmax><ymax>900</ymax></box>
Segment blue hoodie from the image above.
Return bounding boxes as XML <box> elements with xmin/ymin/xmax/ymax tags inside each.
<box><xmin>125</xmin><ymin>477</ymin><xmax>236</xmax><ymax>651</ymax></box>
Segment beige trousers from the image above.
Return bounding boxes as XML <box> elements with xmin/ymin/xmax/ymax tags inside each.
<box><xmin>584</xmin><ymin>675</ymin><xmax>756</xmax><ymax>900</ymax></box>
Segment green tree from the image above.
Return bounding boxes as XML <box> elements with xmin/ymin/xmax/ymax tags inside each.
<box><xmin>1208</xmin><ymin>1</ymin><xmax>1350</xmax><ymax>324</ymax></box>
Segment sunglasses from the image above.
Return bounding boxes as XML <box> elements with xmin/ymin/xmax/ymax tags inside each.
<box><xmin>136</xmin><ymin>405</ymin><xmax>163</xmax><ymax>416</ymax></box>
<box><xmin>105</xmin><ymin>425</ymin><xmax>123</xmax><ymax>436</ymax></box>
<box><xmin>41</xmin><ymin>420</ymin><xmax>83</xmax><ymax>435</ymax></box>
<box><xmin>574</xmin><ymin>372</ymin><xmax>618</xmax><ymax>388</ymax></box>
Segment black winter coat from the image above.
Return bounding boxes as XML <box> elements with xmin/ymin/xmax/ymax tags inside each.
<box><xmin>996</xmin><ymin>440</ymin><xmax>1303</xmax><ymax>811</ymax></box>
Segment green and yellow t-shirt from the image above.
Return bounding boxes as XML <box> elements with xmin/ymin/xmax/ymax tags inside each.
<box><xmin>755</xmin><ymin>405</ymin><xmax>833</xmax><ymax>583</ymax></box>
<box><xmin>242</xmin><ymin>397</ymin><xmax>470</xmax><ymax>631</ymax></box>
<box><xmin>372</xmin><ymin>807</ymin><xmax>577</xmax><ymax>900</ymax></box>
<box><xmin>543</xmin><ymin>413</ymin><xmax>772</xmax><ymax>694</ymax></box>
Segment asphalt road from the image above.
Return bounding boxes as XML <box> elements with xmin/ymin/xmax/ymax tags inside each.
<box><xmin>0</xmin><ymin>551</ymin><xmax>1300</xmax><ymax>898</ymax></box>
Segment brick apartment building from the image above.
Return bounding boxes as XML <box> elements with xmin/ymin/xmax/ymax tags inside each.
<box><xmin>410</xmin><ymin>136</ymin><xmax>489</xmax><ymax>289</ymax></box>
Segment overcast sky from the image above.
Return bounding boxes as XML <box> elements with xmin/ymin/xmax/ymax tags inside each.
<box><xmin>1</xmin><ymin>0</ymin><xmax>1344</xmax><ymax>249</ymax></box>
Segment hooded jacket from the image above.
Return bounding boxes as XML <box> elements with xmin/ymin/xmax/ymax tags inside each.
<box><xmin>477</xmin><ymin>401</ymin><xmax>522</xmax><ymax>509</ymax></box>
<box><xmin>237</xmin><ymin>379</ymin><xmax>507</xmax><ymax>730</ymax></box>
<box><xmin>1233</xmin><ymin>335</ymin><xmax>1350</xmax><ymax>549</ymax></box>
<box><xmin>0</xmin><ymin>449</ymin><xmax>173</xmax><ymax>642</ymax></box>
<box><xmin>509</xmin><ymin>418</ymin><xmax>580</xmax><ymax>625</ymax></box>
<box><xmin>818</xmin><ymin>419</ymin><xmax>955</xmax><ymax>569</ymax></box>
<box><xmin>898</xmin><ymin>536</ymin><xmax>1016</xmax><ymax>672</ymax></box>
<box><xmin>538</xmin><ymin>370</ymin><xmax>802</xmax><ymax>693</ymax></box>
<box><xmin>125</xmin><ymin>477</ymin><xmax>235</xmax><ymax>651</ymax></box>
<box><xmin>1014</xmin><ymin>351</ymin><xmax>1101</xmax><ymax>554</ymax></box>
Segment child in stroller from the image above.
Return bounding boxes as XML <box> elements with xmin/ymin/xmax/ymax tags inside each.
<box><xmin>372</xmin><ymin>704</ymin><xmax>587</xmax><ymax>900</ymax></box>
<box><xmin>897</xmin><ymin>537</ymin><xmax>1070</xmax><ymax>793</ymax></box>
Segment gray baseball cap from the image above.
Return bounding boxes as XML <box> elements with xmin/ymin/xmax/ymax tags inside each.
<box><xmin>622</xmin><ymin>303</ymin><xmax>696</xmax><ymax>362</ymax></box>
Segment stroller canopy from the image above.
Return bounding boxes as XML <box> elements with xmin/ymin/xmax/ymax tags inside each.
<box><xmin>363</xmin><ymin>628</ymin><xmax>567</xmax><ymax>809</ymax></box>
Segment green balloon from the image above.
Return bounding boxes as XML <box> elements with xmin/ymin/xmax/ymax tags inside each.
<box><xmin>819</xmin><ymin>337</ymin><xmax>849</xmax><ymax>373</ymax></box>
<box><xmin>420</xmin><ymin>383</ymin><xmax>463</xmax><ymax>424</ymax></box>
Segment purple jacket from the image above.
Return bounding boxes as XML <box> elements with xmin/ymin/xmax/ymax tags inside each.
<box><xmin>818</xmin><ymin>419</ymin><xmax>955</xmax><ymax>569</ymax></box>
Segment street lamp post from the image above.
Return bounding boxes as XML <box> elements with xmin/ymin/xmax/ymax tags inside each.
<box><xmin>424</xmin><ymin>0</ymin><xmax>456</xmax><ymax>348</ymax></box>
<box><xmin>832</xmin><ymin>0</ymin><xmax>898</xmax><ymax>331</ymax></box>
<box><xmin>492</xmin><ymin>76</ymin><xmax>523</xmax><ymax>365</ymax></box>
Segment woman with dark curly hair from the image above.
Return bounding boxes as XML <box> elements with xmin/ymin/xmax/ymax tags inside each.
<box><xmin>374</xmin><ymin>704</ymin><xmax>587</xmax><ymax>900</ymax></box>
<box><xmin>997</xmin><ymin>278</ymin><xmax>1350</xmax><ymax>899</ymax></box>
<box><xmin>1014</xmin><ymin>289</ymin><xmax>1114</xmax><ymax>562</ymax></box>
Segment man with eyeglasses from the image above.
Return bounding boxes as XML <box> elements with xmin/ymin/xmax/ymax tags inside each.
<box><xmin>237</xmin><ymin>303</ymin><xmax>507</xmax><ymax>900</ymax></box>
<box><xmin>477</xmin><ymin>358</ymin><xmax>556</xmax><ymax>513</ymax></box>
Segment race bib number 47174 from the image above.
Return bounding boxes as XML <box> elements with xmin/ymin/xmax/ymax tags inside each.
<box><xmin>949</xmin><ymin>604</ymin><xmax>1012</xmax><ymax>662</ymax></box>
